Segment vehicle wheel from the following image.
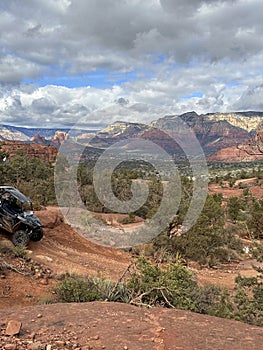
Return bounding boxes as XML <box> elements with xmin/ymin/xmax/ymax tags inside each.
<box><xmin>12</xmin><ymin>230</ymin><xmax>30</xmax><ymax>247</ymax></box>
<box><xmin>30</xmin><ymin>228</ymin><xmax>44</xmax><ymax>242</ymax></box>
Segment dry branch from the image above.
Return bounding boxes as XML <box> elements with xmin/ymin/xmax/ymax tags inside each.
<box><xmin>0</xmin><ymin>257</ymin><xmax>31</xmax><ymax>276</ymax></box>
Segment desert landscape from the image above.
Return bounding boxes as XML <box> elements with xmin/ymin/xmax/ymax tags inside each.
<box><xmin>1</xmin><ymin>1</ymin><xmax>263</xmax><ymax>347</ymax></box>
<box><xmin>1</xmin><ymin>199</ymin><xmax>263</xmax><ymax>349</ymax></box>
<box><xmin>0</xmin><ymin>116</ymin><xmax>263</xmax><ymax>349</ymax></box>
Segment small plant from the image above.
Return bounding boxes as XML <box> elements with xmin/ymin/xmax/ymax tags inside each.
<box><xmin>153</xmin><ymin>247</ymin><xmax>180</xmax><ymax>264</ymax></box>
<box><xmin>55</xmin><ymin>274</ymin><xmax>100</xmax><ymax>303</ymax></box>
<box><xmin>121</xmin><ymin>212</ymin><xmax>136</xmax><ymax>224</ymax></box>
<box><xmin>128</xmin><ymin>257</ymin><xmax>197</xmax><ymax>310</ymax></box>
<box><xmin>193</xmin><ymin>285</ymin><xmax>233</xmax><ymax>319</ymax></box>
<box><xmin>12</xmin><ymin>245</ymin><xmax>28</xmax><ymax>259</ymax></box>
<box><xmin>37</xmin><ymin>294</ymin><xmax>54</xmax><ymax>305</ymax></box>
<box><xmin>55</xmin><ymin>273</ymin><xmax>131</xmax><ymax>303</ymax></box>
<box><xmin>234</xmin><ymin>272</ymin><xmax>263</xmax><ymax>326</ymax></box>
<box><xmin>232</xmin><ymin>241</ymin><xmax>263</xmax><ymax>326</ymax></box>
<box><xmin>250</xmin><ymin>241</ymin><xmax>263</xmax><ymax>262</ymax></box>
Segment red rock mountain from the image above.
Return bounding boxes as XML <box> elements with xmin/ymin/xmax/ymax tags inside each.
<box><xmin>89</xmin><ymin>111</ymin><xmax>263</xmax><ymax>158</ymax></box>
<box><xmin>210</xmin><ymin>121</ymin><xmax>263</xmax><ymax>161</ymax></box>
<box><xmin>0</xmin><ymin>141</ymin><xmax>58</xmax><ymax>163</ymax></box>
<box><xmin>1</xmin><ymin>112</ymin><xmax>263</xmax><ymax>162</ymax></box>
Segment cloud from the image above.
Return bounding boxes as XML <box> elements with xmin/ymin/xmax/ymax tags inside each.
<box><xmin>0</xmin><ymin>0</ymin><xmax>262</xmax><ymax>127</ymax></box>
<box><xmin>116</xmin><ymin>97</ymin><xmax>129</xmax><ymax>106</ymax></box>
<box><xmin>233</xmin><ymin>85</ymin><xmax>263</xmax><ymax>111</ymax></box>
<box><xmin>1</xmin><ymin>0</ymin><xmax>263</xmax><ymax>78</ymax></box>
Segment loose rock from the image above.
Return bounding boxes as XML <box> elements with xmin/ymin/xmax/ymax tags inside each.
<box><xmin>5</xmin><ymin>320</ymin><xmax>22</xmax><ymax>336</ymax></box>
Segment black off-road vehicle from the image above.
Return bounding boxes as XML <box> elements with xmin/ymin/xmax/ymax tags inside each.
<box><xmin>0</xmin><ymin>186</ymin><xmax>43</xmax><ymax>246</ymax></box>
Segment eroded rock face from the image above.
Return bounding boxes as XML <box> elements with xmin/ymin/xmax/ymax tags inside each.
<box><xmin>208</xmin><ymin>146</ymin><xmax>263</xmax><ymax>162</ymax></box>
<box><xmin>0</xmin><ymin>141</ymin><xmax>58</xmax><ymax>163</ymax></box>
<box><xmin>90</xmin><ymin>112</ymin><xmax>263</xmax><ymax>156</ymax></box>
<box><xmin>36</xmin><ymin>209</ymin><xmax>63</xmax><ymax>229</ymax></box>
<box><xmin>52</xmin><ymin>131</ymin><xmax>68</xmax><ymax>146</ymax></box>
<box><xmin>30</xmin><ymin>133</ymin><xmax>49</xmax><ymax>145</ymax></box>
<box><xmin>210</xmin><ymin>121</ymin><xmax>263</xmax><ymax>162</ymax></box>
<box><xmin>255</xmin><ymin>122</ymin><xmax>263</xmax><ymax>143</ymax></box>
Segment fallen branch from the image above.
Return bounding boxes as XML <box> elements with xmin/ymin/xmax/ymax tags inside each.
<box><xmin>130</xmin><ymin>300</ymin><xmax>153</xmax><ymax>308</ymax></box>
<box><xmin>0</xmin><ymin>257</ymin><xmax>31</xmax><ymax>276</ymax></box>
<box><xmin>130</xmin><ymin>286</ymin><xmax>176</xmax><ymax>308</ymax></box>
<box><xmin>160</xmin><ymin>289</ymin><xmax>175</xmax><ymax>308</ymax></box>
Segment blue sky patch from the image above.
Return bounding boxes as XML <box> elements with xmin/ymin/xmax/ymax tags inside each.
<box><xmin>226</xmin><ymin>82</ymin><xmax>241</xmax><ymax>88</ymax></box>
<box><xmin>22</xmin><ymin>69</ymin><xmax>139</xmax><ymax>89</ymax></box>
<box><xmin>181</xmin><ymin>91</ymin><xmax>203</xmax><ymax>99</ymax></box>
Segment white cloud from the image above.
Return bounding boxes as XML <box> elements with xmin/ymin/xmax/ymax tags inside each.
<box><xmin>233</xmin><ymin>85</ymin><xmax>263</xmax><ymax>111</ymax></box>
<box><xmin>0</xmin><ymin>0</ymin><xmax>262</xmax><ymax>127</ymax></box>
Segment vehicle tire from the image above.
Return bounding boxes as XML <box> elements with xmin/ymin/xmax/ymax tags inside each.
<box><xmin>30</xmin><ymin>228</ymin><xmax>44</xmax><ymax>242</ymax></box>
<box><xmin>12</xmin><ymin>230</ymin><xmax>30</xmax><ymax>247</ymax></box>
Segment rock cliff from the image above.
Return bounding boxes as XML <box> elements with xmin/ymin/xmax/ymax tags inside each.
<box><xmin>0</xmin><ymin>141</ymin><xmax>58</xmax><ymax>163</ymax></box>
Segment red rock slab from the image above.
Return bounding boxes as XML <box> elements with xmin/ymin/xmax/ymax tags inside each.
<box><xmin>1</xmin><ymin>302</ymin><xmax>263</xmax><ymax>350</ymax></box>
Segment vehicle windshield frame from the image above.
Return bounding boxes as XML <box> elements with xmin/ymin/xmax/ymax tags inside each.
<box><xmin>0</xmin><ymin>187</ymin><xmax>33</xmax><ymax>213</ymax></box>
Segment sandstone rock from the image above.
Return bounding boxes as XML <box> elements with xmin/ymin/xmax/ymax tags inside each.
<box><xmin>5</xmin><ymin>320</ymin><xmax>22</xmax><ymax>336</ymax></box>
<box><xmin>28</xmin><ymin>341</ymin><xmax>44</xmax><ymax>350</ymax></box>
<box><xmin>39</xmin><ymin>278</ymin><xmax>48</xmax><ymax>285</ymax></box>
<box><xmin>53</xmin><ymin>131</ymin><xmax>68</xmax><ymax>146</ymax></box>
<box><xmin>1</xmin><ymin>141</ymin><xmax>58</xmax><ymax>163</ymax></box>
<box><xmin>4</xmin><ymin>344</ymin><xmax>17</xmax><ymax>350</ymax></box>
<box><xmin>55</xmin><ymin>340</ymin><xmax>65</xmax><ymax>348</ymax></box>
<box><xmin>35</xmin><ymin>255</ymin><xmax>53</xmax><ymax>262</ymax></box>
<box><xmin>36</xmin><ymin>211</ymin><xmax>63</xmax><ymax>229</ymax></box>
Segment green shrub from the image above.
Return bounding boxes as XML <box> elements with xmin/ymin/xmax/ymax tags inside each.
<box><xmin>55</xmin><ymin>274</ymin><xmax>131</xmax><ymax>303</ymax></box>
<box><xmin>127</xmin><ymin>258</ymin><xmax>234</xmax><ymax>316</ymax></box>
<box><xmin>128</xmin><ymin>257</ymin><xmax>199</xmax><ymax>311</ymax></box>
<box><xmin>232</xmin><ymin>244</ymin><xmax>263</xmax><ymax>326</ymax></box>
<box><xmin>234</xmin><ymin>285</ymin><xmax>263</xmax><ymax>326</ymax></box>
<box><xmin>154</xmin><ymin>194</ymin><xmax>243</xmax><ymax>265</ymax></box>
<box><xmin>121</xmin><ymin>213</ymin><xmax>136</xmax><ymax>225</ymax></box>
<box><xmin>56</xmin><ymin>258</ymin><xmax>263</xmax><ymax>327</ymax></box>
<box><xmin>193</xmin><ymin>285</ymin><xmax>233</xmax><ymax>318</ymax></box>
<box><xmin>55</xmin><ymin>274</ymin><xmax>98</xmax><ymax>303</ymax></box>
<box><xmin>247</xmin><ymin>199</ymin><xmax>263</xmax><ymax>238</ymax></box>
<box><xmin>250</xmin><ymin>241</ymin><xmax>263</xmax><ymax>262</ymax></box>
<box><xmin>12</xmin><ymin>245</ymin><xmax>28</xmax><ymax>259</ymax></box>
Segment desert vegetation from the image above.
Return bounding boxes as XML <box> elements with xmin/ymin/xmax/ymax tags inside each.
<box><xmin>1</xmin><ymin>147</ymin><xmax>263</xmax><ymax>327</ymax></box>
<box><xmin>54</xmin><ymin>254</ymin><xmax>263</xmax><ymax>326</ymax></box>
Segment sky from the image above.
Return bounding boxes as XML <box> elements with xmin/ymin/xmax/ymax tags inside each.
<box><xmin>0</xmin><ymin>0</ymin><xmax>263</xmax><ymax>129</ymax></box>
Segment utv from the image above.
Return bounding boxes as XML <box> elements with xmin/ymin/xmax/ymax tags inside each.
<box><xmin>0</xmin><ymin>186</ymin><xmax>43</xmax><ymax>246</ymax></box>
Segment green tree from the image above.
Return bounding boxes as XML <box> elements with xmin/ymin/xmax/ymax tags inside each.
<box><xmin>155</xmin><ymin>194</ymin><xmax>242</xmax><ymax>265</ymax></box>
<box><xmin>247</xmin><ymin>198</ymin><xmax>263</xmax><ymax>238</ymax></box>
<box><xmin>227</xmin><ymin>196</ymin><xmax>244</xmax><ymax>223</ymax></box>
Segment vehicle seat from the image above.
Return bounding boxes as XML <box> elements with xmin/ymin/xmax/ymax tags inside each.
<box><xmin>2</xmin><ymin>200</ymin><xmax>19</xmax><ymax>216</ymax></box>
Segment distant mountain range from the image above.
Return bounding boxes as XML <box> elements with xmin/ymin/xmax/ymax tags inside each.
<box><xmin>89</xmin><ymin>111</ymin><xmax>263</xmax><ymax>159</ymax></box>
<box><xmin>0</xmin><ymin>124</ymin><xmax>99</xmax><ymax>141</ymax></box>
<box><xmin>1</xmin><ymin>111</ymin><xmax>263</xmax><ymax>162</ymax></box>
